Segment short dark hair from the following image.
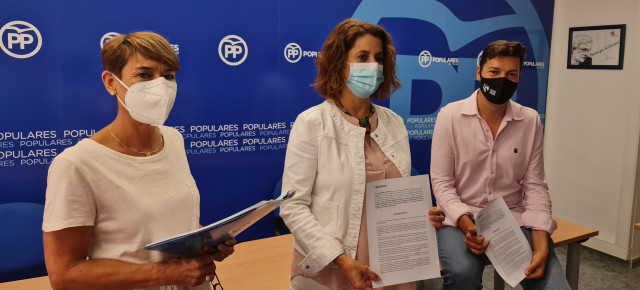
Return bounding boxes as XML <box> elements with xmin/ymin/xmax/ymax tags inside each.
<box><xmin>479</xmin><ymin>40</ymin><xmax>526</xmax><ymax>72</ymax></box>
<box><xmin>312</xmin><ymin>18</ymin><xmax>401</xmax><ymax>101</ymax></box>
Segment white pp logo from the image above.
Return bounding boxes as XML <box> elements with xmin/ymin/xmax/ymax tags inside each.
<box><xmin>100</xmin><ymin>32</ymin><xmax>120</xmax><ymax>49</ymax></box>
<box><xmin>418</xmin><ymin>50</ymin><xmax>432</xmax><ymax>67</ymax></box>
<box><xmin>284</xmin><ymin>43</ymin><xmax>302</xmax><ymax>63</ymax></box>
<box><xmin>0</xmin><ymin>21</ymin><xmax>42</xmax><ymax>59</ymax></box>
<box><xmin>218</xmin><ymin>35</ymin><xmax>247</xmax><ymax>66</ymax></box>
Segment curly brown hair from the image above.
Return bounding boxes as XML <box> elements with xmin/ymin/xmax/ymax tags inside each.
<box><xmin>312</xmin><ymin>18</ymin><xmax>401</xmax><ymax>101</ymax></box>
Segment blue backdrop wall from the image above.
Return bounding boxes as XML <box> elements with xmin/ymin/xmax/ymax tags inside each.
<box><xmin>0</xmin><ymin>0</ymin><xmax>554</xmax><ymax>242</ymax></box>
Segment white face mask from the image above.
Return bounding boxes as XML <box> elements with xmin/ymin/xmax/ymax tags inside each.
<box><xmin>112</xmin><ymin>74</ymin><xmax>177</xmax><ymax>126</ymax></box>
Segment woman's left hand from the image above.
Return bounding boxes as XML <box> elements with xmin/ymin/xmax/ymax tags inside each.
<box><xmin>525</xmin><ymin>230</ymin><xmax>549</xmax><ymax>279</ymax></box>
<box><xmin>202</xmin><ymin>238</ymin><xmax>236</xmax><ymax>262</ymax></box>
<box><xmin>429</xmin><ymin>207</ymin><xmax>445</xmax><ymax>230</ymax></box>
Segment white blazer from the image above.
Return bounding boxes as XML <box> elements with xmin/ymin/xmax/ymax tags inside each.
<box><xmin>280</xmin><ymin>99</ymin><xmax>411</xmax><ymax>275</ymax></box>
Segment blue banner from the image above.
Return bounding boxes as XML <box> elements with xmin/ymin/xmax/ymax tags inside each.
<box><xmin>0</xmin><ymin>0</ymin><xmax>554</xmax><ymax>242</ymax></box>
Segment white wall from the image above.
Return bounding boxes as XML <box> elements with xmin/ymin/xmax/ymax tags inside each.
<box><xmin>545</xmin><ymin>0</ymin><xmax>640</xmax><ymax>259</ymax></box>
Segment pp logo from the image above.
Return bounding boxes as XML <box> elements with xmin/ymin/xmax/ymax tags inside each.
<box><xmin>218</xmin><ymin>35</ymin><xmax>247</xmax><ymax>66</ymax></box>
<box><xmin>418</xmin><ymin>50</ymin><xmax>432</xmax><ymax>67</ymax></box>
<box><xmin>0</xmin><ymin>20</ymin><xmax>42</xmax><ymax>59</ymax></box>
<box><xmin>284</xmin><ymin>43</ymin><xmax>302</xmax><ymax>63</ymax></box>
<box><xmin>100</xmin><ymin>32</ymin><xmax>120</xmax><ymax>49</ymax></box>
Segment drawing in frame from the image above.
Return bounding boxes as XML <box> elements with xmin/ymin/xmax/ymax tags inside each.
<box><xmin>568</xmin><ymin>24</ymin><xmax>625</xmax><ymax>69</ymax></box>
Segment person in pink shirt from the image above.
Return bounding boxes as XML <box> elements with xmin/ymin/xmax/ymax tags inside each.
<box><xmin>430</xmin><ymin>40</ymin><xmax>570</xmax><ymax>290</ymax></box>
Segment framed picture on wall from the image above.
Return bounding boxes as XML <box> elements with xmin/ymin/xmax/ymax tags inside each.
<box><xmin>567</xmin><ymin>24</ymin><xmax>626</xmax><ymax>69</ymax></box>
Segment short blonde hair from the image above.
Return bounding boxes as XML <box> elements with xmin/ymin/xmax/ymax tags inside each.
<box><xmin>102</xmin><ymin>31</ymin><xmax>180</xmax><ymax>78</ymax></box>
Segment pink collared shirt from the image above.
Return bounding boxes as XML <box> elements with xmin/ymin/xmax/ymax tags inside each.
<box><xmin>430</xmin><ymin>90</ymin><xmax>556</xmax><ymax>234</ymax></box>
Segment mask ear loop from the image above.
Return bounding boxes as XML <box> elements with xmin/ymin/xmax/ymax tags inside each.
<box><xmin>110</xmin><ymin>73</ymin><xmax>132</xmax><ymax>112</ymax></box>
<box><xmin>111</xmin><ymin>73</ymin><xmax>131</xmax><ymax>90</ymax></box>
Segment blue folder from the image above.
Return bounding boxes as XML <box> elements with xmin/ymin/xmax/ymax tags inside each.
<box><xmin>145</xmin><ymin>191</ymin><xmax>294</xmax><ymax>255</ymax></box>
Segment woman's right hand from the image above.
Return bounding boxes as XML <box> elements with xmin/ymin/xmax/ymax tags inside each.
<box><xmin>159</xmin><ymin>253</ymin><xmax>217</xmax><ymax>287</ymax></box>
<box><xmin>334</xmin><ymin>254</ymin><xmax>380</xmax><ymax>290</ymax></box>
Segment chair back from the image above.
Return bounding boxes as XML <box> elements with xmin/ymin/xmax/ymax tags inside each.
<box><xmin>0</xmin><ymin>202</ymin><xmax>48</xmax><ymax>282</ymax></box>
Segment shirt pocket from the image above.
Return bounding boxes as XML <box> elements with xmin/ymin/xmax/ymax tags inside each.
<box><xmin>310</xmin><ymin>198</ymin><xmax>338</xmax><ymax>237</ymax></box>
<box><xmin>507</xmin><ymin>145</ymin><xmax>527</xmax><ymax>179</ymax></box>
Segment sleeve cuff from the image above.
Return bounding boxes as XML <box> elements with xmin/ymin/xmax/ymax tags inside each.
<box><xmin>298</xmin><ymin>238</ymin><xmax>344</xmax><ymax>275</ymax></box>
<box><xmin>522</xmin><ymin>211</ymin><xmax>557</xmax><ymax>235</ymax></box>
<box><xmin>444</xmin><ymin>204</ymin><xmax>473</xmax><ymax>227</ymax></box>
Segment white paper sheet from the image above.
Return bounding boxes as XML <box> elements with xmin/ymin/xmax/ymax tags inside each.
<box><xmin>476</xmin><ymin>197</ymin><xmax>532</xmax><ymax>287</ymax></box>
<box><xmin>366</xmin><ymin>175</ymin><xmax>440</xmax><ymax>288</ymax></box>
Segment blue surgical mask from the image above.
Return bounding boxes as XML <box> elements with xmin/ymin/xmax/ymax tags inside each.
<box><xmin>345</xmin><ymin>62</ymin><xmax>384</xmax><ymax>99</ymax></box>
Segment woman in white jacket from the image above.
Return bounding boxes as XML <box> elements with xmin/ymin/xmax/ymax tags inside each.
<box><xmin>280</xmin><ymin>19</ymin><xmax>443</xmax><ymax>290</ymax></box>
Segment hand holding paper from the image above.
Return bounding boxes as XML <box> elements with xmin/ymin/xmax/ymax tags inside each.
<box><xmin>428</xmin><ymin>207</ymin><xmax>445</xmax><ymax>230</ymax></box>
<box><xmin>458</xmin><ymin>215</ymin><xmax>490</xmax><ymax>255</ymax></box>
<box><xmin>334</xmin><ymin>254</ymin><xmax>380</xmax><ymax>290</ymax></box>
<box><xmin>476</xmin><ymin>197</ymin><xmax>532</xmax><ymax>287</ymax></box>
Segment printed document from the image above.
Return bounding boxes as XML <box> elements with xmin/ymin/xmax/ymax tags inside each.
<box><xmin>366</xmin><ymin>175</ymin><xmax>440</xmax><ymax>288</ymax></box>
<box><xmin>476</xmin><ymin>197</ymin><xmax>531</xmax><ymax>287</ymax></box>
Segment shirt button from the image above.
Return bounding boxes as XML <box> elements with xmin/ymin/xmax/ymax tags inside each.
<box><xmin>375</xmin><ymin>133</ymin><xmax>379</xmax><ymax>138</ymax></box>
<box><xmin>306</xmin><ymin>265</ymin><xmax>310</xmax><ymax>269</ymax></box>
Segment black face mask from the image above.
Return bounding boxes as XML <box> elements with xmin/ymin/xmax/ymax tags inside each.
<box><xmin>479</xmin><ymin>77</ymin><xmax>519</xmax><ymax>105</ymax></box>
